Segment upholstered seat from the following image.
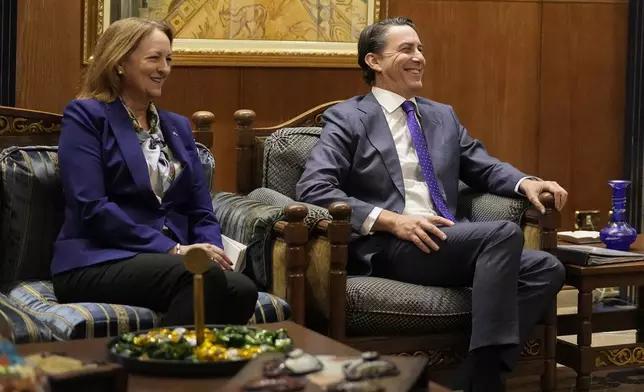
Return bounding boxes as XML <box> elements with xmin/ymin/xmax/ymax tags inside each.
<box><xmin>345</xmin><ymin>278</ymin><xmax>472</xmax><ymax>336</ymax></box>
<box><xmin>0</xmin><ymin>137</ymin><xmax>291</xmax><ymax>341</ymax></box>
<box><xmin>0</xmin><ymin>292</ymin><xmax>52</xmax><ymax>343</ymax></box>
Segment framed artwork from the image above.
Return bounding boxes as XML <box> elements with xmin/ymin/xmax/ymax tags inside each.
<box><xmin>83</xmin><ymin>0</ymin><xmax>388</xmax><ymax>67</ymax></box>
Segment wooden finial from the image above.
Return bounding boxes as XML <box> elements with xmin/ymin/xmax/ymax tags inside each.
<box><xmin>191</xmin><ymin>111</ymin><xmax>215</xmax><ymax>133</ymax></box>
<box><xmin>234</xmin><ymin>109</ymin><xmax>256</xmax><ymax>129</ymax></box>
<box><xmin>283</xmin><ymin>204</ymin><xmax>308</xmax><ymax>223</ymax></box>
<box><xmin>538</xmin><ymin>192</ymin><xmax>555</xmax><ymax>210</ymax></box>
<box><xmin>183</xmin><ymin>247</ymin><xmax>211</xmax><ymax>346</ymax></box>
<box><xmin>329</xmin><ymin>202</ymin><xmax>351</xmax><ymax>221</ymax></box>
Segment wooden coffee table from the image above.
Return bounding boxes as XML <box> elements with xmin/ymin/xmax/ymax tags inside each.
<box><xmin>17</xmin><ymin>322</ymin><xmax>356</xmax><ymax>391</ymax></box>
<box><xmin>556</xmin><ymin>236</ymin><xmax>644</xmax><ymax>392</ymax></box>
<box><xmin>16</xmin><ymin>321</ymin><xmax>449</xmax><ymax>391</ymax></box>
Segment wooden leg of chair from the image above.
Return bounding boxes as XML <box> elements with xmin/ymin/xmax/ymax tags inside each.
<box><xmin>540</xmin><ymin>300</ymin><xmax>557</xmax><ymax>392</ymax></box>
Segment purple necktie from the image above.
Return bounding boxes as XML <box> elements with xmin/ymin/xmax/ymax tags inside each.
<box><xmin>401</xmin><ymin>100</ymin><xmax>455</xmax><ymax>222</ymax></box>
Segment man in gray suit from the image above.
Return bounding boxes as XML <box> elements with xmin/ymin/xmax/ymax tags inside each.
<box><xmin>296</xmin><ymin>17</ymin><xmax>568</xmax><ymax>392</ymax></box>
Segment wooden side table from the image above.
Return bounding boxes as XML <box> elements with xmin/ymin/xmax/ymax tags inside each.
<box><xmin>556</xmin><ymin>237</ymin><xmax>644</xmax><ymax>392</ymax></box>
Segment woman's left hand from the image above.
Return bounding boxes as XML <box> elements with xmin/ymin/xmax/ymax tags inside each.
<box><xmin>204</xmin><ymin>243</ymin><xmax>234</xmax><ymax>271</ymax></box>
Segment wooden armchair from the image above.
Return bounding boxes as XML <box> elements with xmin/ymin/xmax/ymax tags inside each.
<box><xmin>234</xmin><ymin>102</ymin><xmax>561</xmax><ymax>390</ymax></box>
<box><xmin>0</xmin><ymin>105</ymin><xmax>301</xmax><ymax>342</ymax></box>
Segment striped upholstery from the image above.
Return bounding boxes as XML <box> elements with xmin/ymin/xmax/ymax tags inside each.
<box><xmin>6</xmin><ymin>281</ymin><xmax>160</xmax><ymax>340</ymax></box>
<box><xmin>251</xmin><ymin>292</ymin><xmax>292</xmax><ymax>324</ymax></box>
<box><xmin>5</xmin><ymin>281</ymin><xmax>290</xmax><ymax>339</ymax></box>
<box><xmin>0</xmin><ymin>292</ymin><xmax>52</xmax><ymax>343</ymax></box>
<box><xmin>0</xmin><ymin>146</ymin><xmax>64</xmax><ymax>284</ymax></box>
<box><xmin>212</xmin><ymin>192</ymin><xmax>283</xmax><ymax>290</ymax></box>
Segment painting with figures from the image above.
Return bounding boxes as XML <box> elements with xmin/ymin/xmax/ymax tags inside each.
<box><xmin>84</xmin><ymin>0</ymin><xmax>385</xmax><ymax>67</ymax></box>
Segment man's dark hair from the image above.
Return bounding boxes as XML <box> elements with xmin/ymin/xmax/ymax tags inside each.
<box><xmin>357</xmin><ymin>17</ymin><xmax>417</xmax><ymax>85</ymax></box>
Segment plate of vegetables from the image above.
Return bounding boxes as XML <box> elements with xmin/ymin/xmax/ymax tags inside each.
<box><xmin>107</xmin><ymin>325</ymin><xmax>293</xmax><ymax>377</ymax></box>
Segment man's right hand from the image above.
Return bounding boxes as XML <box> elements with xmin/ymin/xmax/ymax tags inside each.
<box><xmin>374</xmin><ymin>210</ymin><xmax>454</xmax><ymax>253</ymax></box>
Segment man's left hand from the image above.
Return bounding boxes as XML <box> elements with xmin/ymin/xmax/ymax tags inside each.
<box><xmin>520</xmin><ymin>179</ymin><xmax>568</xmax><ymax>214</ymax></box>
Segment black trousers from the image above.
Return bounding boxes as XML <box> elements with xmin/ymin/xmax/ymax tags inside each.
<box><xmin>366</xmin><ymin>220</ymin><xmax>565</xmax><ymax>370</ymax></box>
<box><xmin>52</xmin><ymin>253</ymin><xmax>258</xmax><ymax>326</ymax></box>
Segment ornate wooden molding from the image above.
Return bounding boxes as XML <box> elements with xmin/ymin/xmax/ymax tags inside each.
<box><xmin>0</xmin><ymin>116</ymin><xmax>61</xmax><ymax>134</ymax></box>
<box><xmin>596</xmin><ymin>347</ymin><xmax>644</xmax><ymax>368</ymax></box>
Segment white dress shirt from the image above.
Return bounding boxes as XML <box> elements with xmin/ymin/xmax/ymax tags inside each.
<box><xmin>360</xmin><ymin>87</ymin><xmax>529</xmax><ymax>235</ymax></box>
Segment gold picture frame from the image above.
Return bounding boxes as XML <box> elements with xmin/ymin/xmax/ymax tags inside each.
<box><xmin>83</xmin><ymin>0</ymin><xmax>388</xmax><ymax>67</ymax></box>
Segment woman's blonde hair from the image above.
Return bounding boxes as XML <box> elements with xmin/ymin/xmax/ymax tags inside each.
<box><xmin>78</xmin><ymin>17</ymin><xmax>173</xmax><ymax>102</ymax></box>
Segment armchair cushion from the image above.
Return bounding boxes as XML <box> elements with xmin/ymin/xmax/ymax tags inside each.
<box><xmin>247</xmin><ymin>187</ymin><xmax>331</xmax><ymax>228</ymax></box>
<box><xmin>262</xmin><ymin>127</ymin><xmax>322</xmax><ymax>199</ymax></box>
<box><xmin>0</xmin><ymin>146</ymin><xmax>64</xmax><ymax>284</ymax></box>
<box><xmin>212</xmin><ymin>192</ymin><xmax>283</xmax><ymax>289</ymax></box>
<box><xmin>5</xmin><ymin>281</ymin><xmax>292</xmax><ymax>340</ymax></box>
<box><xmin>6</xmin><ymin>280</ymin><xmax>160</xmax><ymax>340</ymax></box>
<box><xmin>250</xmin><ymin>292</ymin><xmax>292</xmax><ymax>324</ymax></box>
<box><xmin>0</xmin><ymin>291</ymin><xmax>53</xmax><ymax>343</ymax></box>
<box><xmin>346</xmin><ymin>277</ymin><xmax>472</xmax><ymax>336</ymax></box>
<box><xmin>456</xmin><ymin>183</ymin><xmax>530</xmax><ymax>224</ymax></box>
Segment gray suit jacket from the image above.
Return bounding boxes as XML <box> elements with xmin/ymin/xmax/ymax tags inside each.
<box><xmin>295</xmin><ymin>92</ymin><xmax>528</xmax><ymax>275</ymax></box>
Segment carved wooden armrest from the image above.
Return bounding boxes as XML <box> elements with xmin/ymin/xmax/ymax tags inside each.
<box><xmin>522</xmin><ymin>191</ymin><xmax>561</xmax><ymax>253</ymax></box>
<box><xmin>273</xmin><ymin>204</ymin><xmax>309</xmax><ymax>325</ymax></box>
<box><xmin>310</xmin><ymin>202</ymin><xmax>352</xmax><ymax>340</ymax></box>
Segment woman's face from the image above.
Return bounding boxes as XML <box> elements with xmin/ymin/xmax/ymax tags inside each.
<box><xmin>119</xmin><ymin>28</ymin><xmax>172</xmax><ymax>102</ymax></box>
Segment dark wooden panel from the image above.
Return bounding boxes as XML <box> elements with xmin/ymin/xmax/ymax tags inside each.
<box><xmin>390</xmin><ymin>0</ymin><xmax>541</xmax><ymax>175</ymax></box>
<box><xmin>16</xmin><ymin>0</ymin><xmax>83</xmax><ymax>113</ymax></box>
<box><xmin>0</xmin><ymin>0</ymin><xmax>17</xmax><ymax>106</ymax></box>
<box><xmin>239</xmin><ymin>68</ymin><xmax>367</xmax><ymax>128</ymax></box>
<box><xmin>540</xmin><ymin>2</ymin><xmax>628</xmax><ymax>230</ymax></box>
<box><xmin>156</xmin><ymin>67</ymin><xmax>241</xmax><ymax>192</ymax></box>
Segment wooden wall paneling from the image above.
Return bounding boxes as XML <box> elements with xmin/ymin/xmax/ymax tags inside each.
<box><xmin>156</xmin><ymin>68</ymin><xmax>241</xmax><ymax>191</ymax></box>
<box><xmin>239</xmin><ymin>68</ymin><xmax>367</xmax><ymax>128</ymax></box>
<box><xmin>390</xmin><ymin>0</ymin><xmax>541</xmax><ymax>175</ymax></box>
<box><xmin>540</xmin><ymin>1</ymin><xmax>628</xmax><ymax>230</ymax></box>
<box><xmin>16</xmin><ymin>0</ymin><xmax>83</xmax><ymax>113</ymax></box>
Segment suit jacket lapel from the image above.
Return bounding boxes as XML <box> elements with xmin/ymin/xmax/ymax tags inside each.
<box><xmin>157</xmin><ymin>110</ymin><xmax>190</xmax><ymax>202</ymax></box>
<box><xmin>104</xmin><ymin>100</ymin><xmax>157</xmax><ymax>201</ymax></box>
<box><xmin>417</xmin><ymin>101</ymin><xmax>448</xmax><ymax>198</ymax></box>
<box><xmin>358</xmin><ymin>93</ymin><xmax>405</xmax><ymax>200</ymax></box>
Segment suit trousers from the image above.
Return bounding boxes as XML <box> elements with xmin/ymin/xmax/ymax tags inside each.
<box><xmin>365</xmin><ymin>220</ymin><xmax>565</xmax><ymax>369</ymax></box>
<box><xmin>52</xmin><ymin>253</ymin><xmax>259</xmax><ymax>326</ymax></box>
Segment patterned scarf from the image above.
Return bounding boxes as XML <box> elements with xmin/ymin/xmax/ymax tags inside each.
<box><xmin>121</xmin><ymin>100</ymin><xmax>177</xmax><ymax>200</ymax></box>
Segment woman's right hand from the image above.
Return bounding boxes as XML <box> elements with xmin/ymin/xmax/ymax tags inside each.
<box><xmin>181</xmin><ymin>243</ymin><xmax>234</xmax><ymax>271</ymax></box>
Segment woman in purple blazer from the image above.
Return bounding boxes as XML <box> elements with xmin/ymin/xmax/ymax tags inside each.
<box><xmin>51</xmin><ymin>18</ymin><xmax>257</xmax><ymax>326</ymax></box>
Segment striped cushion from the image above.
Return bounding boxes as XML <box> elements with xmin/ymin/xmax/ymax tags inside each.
<box><xmin>0</xmin><ymin>146</ymin><xmax>64</xmax><ymax>284</ymax></box>
<box><xmin>212</xmin><ymin>192</ymin><xmax>282</xmax><ymax>290</ymax></box>
<box><xmin>6</xmin><ymin>280</ymin><xmax>290</xmax><ymax>339</ymax></box>
<box><xmin>249</xmin><ymin>292</ymin><xmax>292</xmax><ymax>324</ymax></box>
<box><xmin>6</xmin><ymin>281</ymin><xmax>160</xmax><ymax>340</ymax></box>
<box><xmin>0</xmin><ymin>292</ymin><xmax>52</xmax><ymax>343</ymax></box>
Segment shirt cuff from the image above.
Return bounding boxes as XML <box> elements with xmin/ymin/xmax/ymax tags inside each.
<box><xmin>360</xmin><ymin>207</ymin><xmax>383</xmax><ymax>235</ymax></box>
<box><xmin>515</xmin><ymin>176</ymin><xmax>542</xmax><ymax>195</ymax></box>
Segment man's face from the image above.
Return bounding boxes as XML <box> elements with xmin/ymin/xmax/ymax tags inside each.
<box><xmin>369</xmin><ymin>25</ymin><xmax>425</xmax><ymax>98</ymax></box>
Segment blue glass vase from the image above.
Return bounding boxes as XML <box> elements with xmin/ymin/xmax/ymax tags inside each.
<box><xmin>599</xmin><ymin>180</ymin><xmax>638</xmax><ymax>251</ymax></box>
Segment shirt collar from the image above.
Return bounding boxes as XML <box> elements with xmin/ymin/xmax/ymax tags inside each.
<box><xmin>371</xmin><ymin>87</ymin><xmax>420</xmax><ymax>116</ymax></box>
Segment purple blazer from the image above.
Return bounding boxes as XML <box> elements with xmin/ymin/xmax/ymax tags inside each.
<box><xmin>51</xmin><ymin>98</ymin><xmax>223</xmax><ymax>276</ymax></box>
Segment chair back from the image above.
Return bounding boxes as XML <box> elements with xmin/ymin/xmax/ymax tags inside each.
<box><xmin>234</xmin><ymin>101</ymin><xmax>340</xmax><ymax>195</ymax></box>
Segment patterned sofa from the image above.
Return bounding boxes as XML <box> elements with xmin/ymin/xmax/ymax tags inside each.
<box><xmin>0</xmin><ymin>106</ymin><xmax>293</xmax><ymax>343</ymax></box>
<box><xmin>231</xmin><ymin>103</ymin><xmax>562</xmax><ymax>390</ymax></box>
